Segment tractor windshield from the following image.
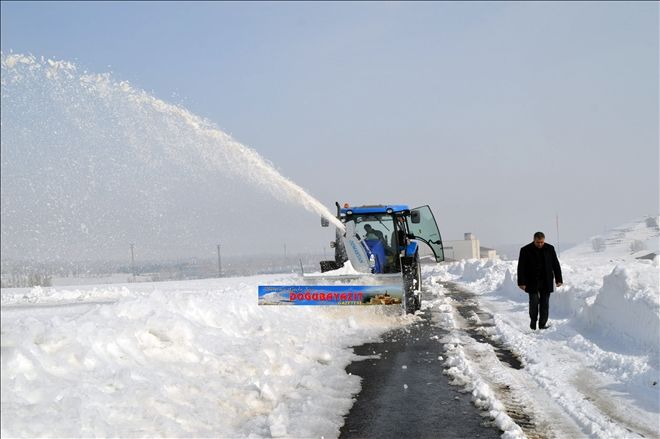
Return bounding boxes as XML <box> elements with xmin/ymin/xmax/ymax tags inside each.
<box><xmin>349</xmin><ymin>214</ymin><xmax>397</xmax><ymax>272</ymax></box>
<box><xmin>353</xmin><ymin>214</ymin><xmax>393</xmax><ymax>246</ymax></box>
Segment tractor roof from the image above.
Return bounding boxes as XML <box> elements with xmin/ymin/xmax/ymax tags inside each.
<box><xmin>340</xmin><ymin>204</ymin><xmax>410</xmax><ymax>215</ymax></box>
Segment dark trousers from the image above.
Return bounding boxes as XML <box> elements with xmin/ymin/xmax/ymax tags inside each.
<box><xmin>528</xmin><ymin>290</ymin><xmax>551</xmax><ymax>326</ymax></box>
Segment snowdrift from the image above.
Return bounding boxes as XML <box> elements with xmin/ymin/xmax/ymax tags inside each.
<box><xmin>1</xmin><ymin>275</ymin><xmax>410</xmax><ymax>438</ymax></box>
<box><xmin>584</xmin><ymin>264</ymin><xmax>659</xmax><ymax>353</ymax></box>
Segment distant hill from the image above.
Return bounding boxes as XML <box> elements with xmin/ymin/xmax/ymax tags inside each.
<box><xmin>494</xmin><ymin>242</ymin><xmax>575</xmax><ymax>261</ymax></box>
<box><xmin>563</xmin><ymin>216</ymin><xmax>659</xmax><ymax>261</ymax></box>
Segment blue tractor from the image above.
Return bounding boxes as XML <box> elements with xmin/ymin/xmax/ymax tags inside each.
<box><xmin>319</xmin><ymin>203</ymin><xmax>445</xmax><ymax>314</ymax></box>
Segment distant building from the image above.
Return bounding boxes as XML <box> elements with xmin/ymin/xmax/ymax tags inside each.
<box><xmin>480</xmin><ymin>247</ymin><xmax>498</xmax><ymax>260</ymax></box>
<box><xmin>443</xmin><ymin>233</ymin><xmax>498</xmax><ymax>261</ymax></box>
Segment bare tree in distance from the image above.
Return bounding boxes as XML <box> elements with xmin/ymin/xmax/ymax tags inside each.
<box><xmin>630</xmin><ymin>240</ymin><xmax>647</xmax><ymax>253</ymax></box>
<box><xmin>592</xmin><ymin>237</ymin><xmax>606</xmax><ymax>253</ymax></box>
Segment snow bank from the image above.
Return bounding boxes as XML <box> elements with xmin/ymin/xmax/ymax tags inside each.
<box><xmin>1</xmin><ymin>275</ymin><xmax>409</xmax><ymax>438</ymax></box>
<box><xmin>583</xmin><ymin>264</ymin><xmax>659</xmax><ymax>354</ymax></box>
<box><xmin>494</xmin><ymin>269</ymin><xmax>527</xmax><ymax>303</ymax></box>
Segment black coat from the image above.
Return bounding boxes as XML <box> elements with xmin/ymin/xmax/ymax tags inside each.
<box><xmin>517</xmin><ymin>242</ymin><xmax>563</xmax><ymax>293</ymax></box>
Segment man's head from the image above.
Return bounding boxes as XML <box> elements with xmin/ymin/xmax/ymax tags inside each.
<box><xmin>533</xmin><ymin>232</ymin><xmax>545</xmax><ymax>248</ymax></box>
<box><xmin>364</xmin><ymin>224</ymin><xmax>373</xmax><ymax>231</ymax></box>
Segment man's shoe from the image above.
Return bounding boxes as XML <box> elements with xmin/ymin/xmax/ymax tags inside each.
<box><xmin>530</xmin><ymin>321</ymin><xmax>537</xmax><ymax>330</ymax></box>
<box><xmin>539</xmin><ymin>323</ymin><xmax>551</xmax><ymax>330</ymax></box>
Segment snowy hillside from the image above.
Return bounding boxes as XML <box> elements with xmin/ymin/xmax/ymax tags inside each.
<box><xmin>563</xmin><ymin>215</ymin><xmax>659</xmax><ymax>261</ymax></box>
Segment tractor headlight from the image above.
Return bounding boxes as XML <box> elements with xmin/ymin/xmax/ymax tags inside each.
<box><xmin>346</xmin><ymin>210</ymin><xmax>353</xmax><ymax>215</ymax></box>
<box><xmin>386</xmin><ymin>208</ymin><xmax>393</xmax><ymax>214</ymax></box>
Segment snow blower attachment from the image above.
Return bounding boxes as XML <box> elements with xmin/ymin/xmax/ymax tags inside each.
<box><xmin>312</xmin><ymin>202</ymin><xmax>445</xmax><ymax>314</ymax></box>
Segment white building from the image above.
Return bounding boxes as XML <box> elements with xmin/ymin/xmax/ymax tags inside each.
<box><xmin>480</xmin><ymin>247</ymin><xmax>498</xmax><ymax>260</ymax></box>
<box><xmin>443</xmin><ymin>233</ymin><xmax>498</xmax><ymax>261</ymax></box>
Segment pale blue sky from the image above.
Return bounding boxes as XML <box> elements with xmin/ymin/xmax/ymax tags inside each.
<box><xmin>1</xmin><ymin>1</ymin><xmax>658</xmax><ymax>258</ymax></box>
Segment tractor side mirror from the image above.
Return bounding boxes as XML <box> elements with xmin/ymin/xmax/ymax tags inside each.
<box><xmin>321</xmin><ymin>216</ymin><xmax>330</xmax><ymax>227</ymax></box>
<box><xmin>411</xmin><ymin>210</ymin><xmax>421</xmax><ymax>224</ymax></box>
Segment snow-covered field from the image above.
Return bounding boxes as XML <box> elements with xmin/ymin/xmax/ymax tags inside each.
<box><xmin>1</xmin><ymin>275</ymin><xmax>411</xmax><ymax>438</ymax></box>
<box><xmin>2</xmin><ymin>217</ymin><xmax>658</xmax><ymax>438</ymax></box>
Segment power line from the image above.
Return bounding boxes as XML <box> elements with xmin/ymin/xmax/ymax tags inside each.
<box><xmin>129</xmin><ymin>243</ymin><xmax>136</xmax><ymax>282</ymax></box>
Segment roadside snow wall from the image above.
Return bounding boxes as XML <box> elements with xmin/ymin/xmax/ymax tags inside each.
<box><xmin>583</xmin><ymin>265</ymin><xmax>659</xmax><ymax>355</ymax></box>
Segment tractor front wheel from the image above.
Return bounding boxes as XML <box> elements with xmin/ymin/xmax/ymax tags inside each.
<box><xmin>414</xmin><ymin>257</ymin><xmax>422</xmax><ymax>311</ymax></box>
<box><xmin>401</xmin><ymin>253</ymin><xmax>420</xmax><ymax>314</ymax></box>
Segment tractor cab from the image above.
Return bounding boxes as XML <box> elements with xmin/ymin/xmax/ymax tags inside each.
<box><xmin>316</xmin><ymin>202</ymin><xmax>445</xmax><ymax>314</ymax></box>
<box><xmin>321</xmin><ymin>203</ymin><xmax>444</xmax><ymax>274</ymax></box>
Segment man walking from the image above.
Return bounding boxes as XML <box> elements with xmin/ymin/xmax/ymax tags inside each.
<box><xmin>517</xmin><ymin>232</ymin><xmax>563</xmax><ymax>330</ymax></box>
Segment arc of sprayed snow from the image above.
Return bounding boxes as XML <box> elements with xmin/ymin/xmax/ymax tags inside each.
<box><xmin>2</xmin><ymin>52</ymin><xmax>346</xmax><ymax>232</ymax></box>
<box><xmin>133</xmin><ymin>92</ymin><xmax>346</xmax><ymax>231</ymax></box>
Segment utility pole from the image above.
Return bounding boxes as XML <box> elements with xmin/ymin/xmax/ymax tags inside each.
<box><xmin>556</xmin><ymin>213</ymin><xmax>560</xmax><ymax>257</ymax></box>
<box><xmin>130</xmin><ymin>243</ymin><xmax>136</xmax><ymax>282</ymax></box>
<box><xmin>217</xmin><ymin>244</ymin><xmax>222</xmax><ymax>278</ymax></box>
<box><xmin>284</xmin><ymin>243</ymin><xmax>287</xmax><ymax>259</ymax></box>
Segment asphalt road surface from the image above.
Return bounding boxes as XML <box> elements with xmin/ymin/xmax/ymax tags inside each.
<box><xmin>339</xmin><ymin>299</ymin><xmax>501</xmax><ymax>439</ymax></box>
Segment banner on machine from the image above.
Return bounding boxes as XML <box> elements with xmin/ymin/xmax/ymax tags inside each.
<box><xmin>258</xmin><ymin>285</ymin><xmax>403</xmax><ymax>305</ymax></box>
